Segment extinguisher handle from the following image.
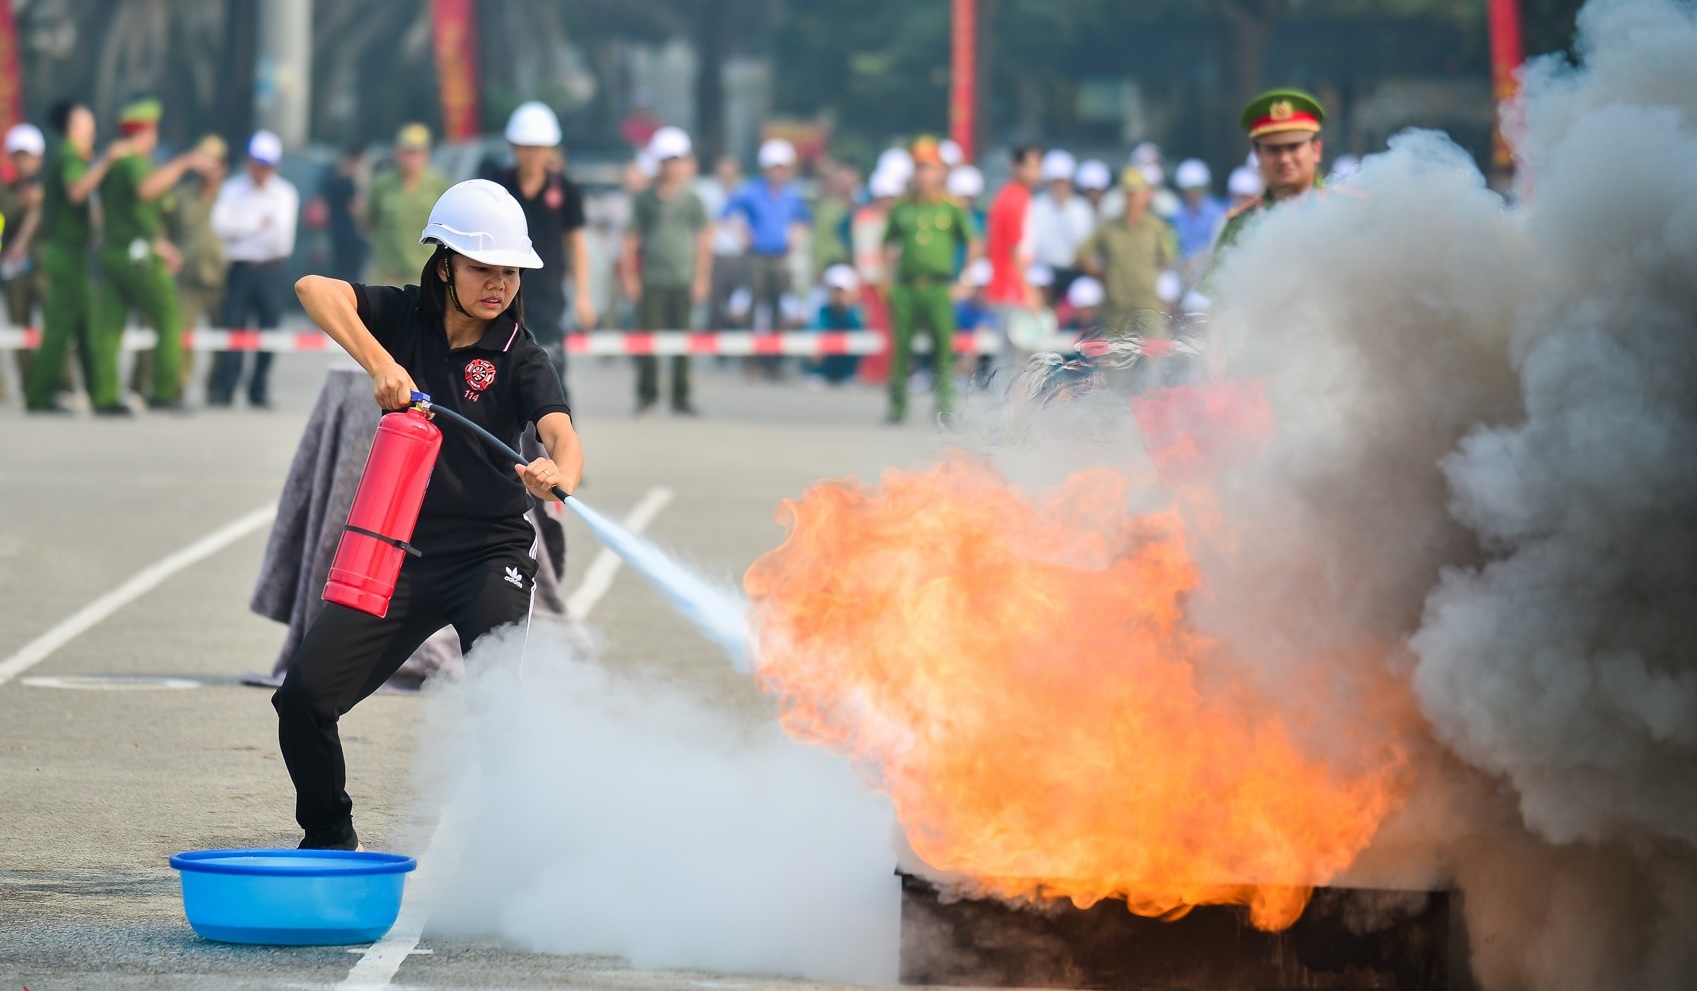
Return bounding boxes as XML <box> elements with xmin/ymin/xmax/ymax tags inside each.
<box><xmin>410</xmin><ymin>390</ymin><xmax>572</xmax><ymax>502</ymax></box>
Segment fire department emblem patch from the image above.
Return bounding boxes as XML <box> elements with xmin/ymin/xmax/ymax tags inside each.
<box><xmin>465</xmin><ymin>358</ymin><xmax>497</xmax><ymax>391</ymax></box>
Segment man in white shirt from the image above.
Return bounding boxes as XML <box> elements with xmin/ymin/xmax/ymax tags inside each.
<box><xmin>208</xmin><ymin>130</ymin><xmax>298</xmax><ymax>407</ymax></box>
<box><xmin>1025</xmin><ymin>149</ymin><xmax>1096</xmax><ymax>304</ymax></box>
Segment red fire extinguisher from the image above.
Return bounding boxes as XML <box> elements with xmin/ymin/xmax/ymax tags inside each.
<box><xmin>323</xmin><ymin>407</ymin><xmax>442</xmax><ymax>617</ymax></box>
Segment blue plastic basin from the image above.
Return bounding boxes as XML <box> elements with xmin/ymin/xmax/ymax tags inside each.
<box><xmin>170</xmin><ymin>848</ymin><xmax>417</xmax><ymax>945</ymax></box>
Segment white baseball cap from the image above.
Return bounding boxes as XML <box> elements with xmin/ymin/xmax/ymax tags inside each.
<box><xmin>823</xmin><ymin>263</ymin><xmax>860</xmax><ymax>292</ymax></box>
<box><xmin>869</xmin><ymin>167</ymin><xmax>906</xmax><ymax>199</ymax></box>
<box><xmin>758</xmin><ymin>138</ymin><xmax>796</xmax><ymax>169</ymax></box>
<box><xmin>946</xmin><ymin>164</ymin><xmax>984</xmax><ymax>199</ymax></box>
<box><xmin>5</xmin><ymin>123</ymin><xmax>44</xmax><ymax>157</ymax></box>
<box><xmin>247</xmin><ymin>130</ymin><xmax>283</xmax><ymax>166</ymax></box>
<box><xmin>1066</xmin><ymin>275</ymin><xmax>1104</xmax><ymax>309</ymax></box>
<box><xmin>1040</xmin><ymin>149</ymin><xmax>1077</xmax><ymax>184</ymax></box>
<box><xmin>1228</xmin><ymin>166</ymin><xmax>1264</xmax><ymax>198</ymax></box>
<box><xmin>938</xmin><ymin>138</ymin><xmax>964</xmax><ymax>167</ymax></box>
<box><xmin>1174</xmin><ymin>158</ymin><xmax>1211</xmax><ymax>190</ymax></box>
<box><xmin>1130</xmin><ymin>141</ymin><xmax>1163</xmax><ymax>166</ymax></box>
<box><xmin>1075</xmin><ymin>159</ymin><xmax>1111</xmax><ymax>191</ymax></box>
<box><xmin>504</xmin><ymin>101</ymin><xmax>562</xmax><ymax>147</ymax></box>
<box><xmin>647</xmin><ymin>125</ymin><xmax>692</xmax><ymax>161</ymax></box>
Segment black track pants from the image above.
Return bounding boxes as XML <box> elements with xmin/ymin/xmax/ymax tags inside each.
<box><xmin>272</xmin><ymin>544</ymin><xmax>537</xmax><ymax>846</ymax></box>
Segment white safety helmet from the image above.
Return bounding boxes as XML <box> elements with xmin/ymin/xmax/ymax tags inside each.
<box><xmin>938</xmin><ymin>138</ymin><xmax>964</xmax><ymax>167</ymax></box>
<box><xmin>946</xmin><ymin>164</ymin><xmax>984</xmax><ymax>199</ymax></box>
<box><xmin>5</xmin><ymin>123</ymin><xmax>44</xmax><ymax>157</ymax></box>
<box><xmin>1174</xmin><ymin>158</ymin><xmax>1211</xmax><ymax>190</ymax></box>
<box><xmin>823</xmin><ymin>263</ymin><xmax>860</xmax><ymax>293</ymax></box>
<box><xmin>1228</xmin><ymin>166</ymin><xmax>1264</xmax><ymax>198</ymax></box>
<box><xmin>419</xmin><ymin>179</ymin><xmax>544</xmax><ymax>269</ymax></box>
<box><xmin>876</xmin><ymin>147</ymin><xmax>914</xmax><ymax>182</ymax></box>
<box><xmin>1130</xmin><ymin>141</ymin><xmax>1163</xmax><ymax>167</ymax></box>
<box><xmin>1075</xmin><ymin>159</ymin><xmax>1111</xmax><ymax>191</ymax></box>
<box><xmin>1025</xmin><ymin>263</ymin><xmax>1055</xmax><ymax>287</ymax></box>
<box><xmin>1139</xmin><ymin>162</ymin><xmax>1165</xmax><ymax>188</ymax></box>
<box><xmin>758</xmin><ymin>137</ymin><xmax>796</xmax><ymax>169</ymax></box>
<box><xmin>1040</xmin><ymin>149</ymin><xmax>1077</xmax><ymax>184</ymax></box>
<box><xmin>1066</xmin><ymin>275</ymin><xmax>1105</xmax><ymax>309</ymax></box>
<box><xmin>869</xmin><ymin>166</ymin><xmax>907</xmax><ymax>199</ymax></box>
<box><xmin>967</xmin><ymin>257</ymin><xmax>993</xmax><ymax>288</ymax></box>
<box><xmin>504</xmin><ymin>101</ymin><xmax>561</xmax><ymax>147</ymax></box>
<box><xmin>648</xmin><ymin>125</ymin><xmax>693</xmax><ymax>161</ymax></box>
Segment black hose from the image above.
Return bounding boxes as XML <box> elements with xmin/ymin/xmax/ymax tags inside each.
<box><xmin>410</xmin><ymin>391</ymin><xmax>569</xmax><ymax>502</ymax></box>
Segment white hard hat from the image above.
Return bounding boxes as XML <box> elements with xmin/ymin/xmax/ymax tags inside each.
<box><xmin>648</xmin><ymin>125</ymin><xmax>692</xmax><ymax>161</ymax></box>
<box><xmin>419</xmin><ymin>179</ymin><xmax>544</xmax><ymax>269</ymax></box>
<box><xmin>869</xmin><ymin>167</ymin><xmax>906</xmax><ymax>199</ymax></box>
<box><xmin>1026</xmin><ymin>263</ymin><xmax>1054</xmax><ymax>287</ymax></box>
<box><xmin>1228</xmin><ymin>166</ymin><xmax>1264</xmax><ymax>198</ymax></box>
<box><xmin>1040</xmin><ymin>149</ymin><xmax>1076</xmax><ymax>183</ymax></box>
<box><xmin>938</xmin><ymin>138</ymin><xmax>964</xmax><ymax>167</ymax></box>
<box><xmin>823</xmin><ymin>263</ymin><xmax>860</xmax><ymax>292</ymax></box>
<box><xmin>876</xmin><ymin>147</ymin><xmax>914</xmax><ymax>181</ymax></box>
<box><xmin>504</xmin><ymin>101</ymin><xmax>561</xmax><ymax>147</ymax></box>
<box><xmin>1139</xmin><ymin>162</ymin><xmax>1165</xmax><ymax>188</ymax></box>
<box><xmin>947</xmin><ymin>164</ymin><xmax>983</xmax><ymax>199</ymax></box>
<box><xmin>758</xmin><ymin>138</ymin><xmax>796</xmax><ymax>169</ymax></box>
<box><xmin>1075</xmin><ymin>159</ymin><xmax>1111</xmax><ymax>191</ymax></box>
<box><xmin>1066</xmin><ymin>276</ymin><xmax>1104</xmax><ymax>309</ymax></box>
<box><xmin>967</xmin><ymin>257</ymin><xmax>992</xmax><ymax>287</ymax></box>
<box><xmin>1155</xmin><ymin>269</ymin><xmax>1183</xmax><ymax>304</ymax></box>
<box><xmin>247</xmin><ymin>130</ymin><xmax>283</xmax><ymax>166</ymax></box>
<box><xmin>5</xmin><ymin>123</ymin><xmax>44</xmax><ymax>156</ymax></box>
<box><xmin>1174</xmin><ymin>158</ymin><xmax>1211</xmax><ymax>190</ymax></box>
<box><xmin>1130</xmin><ymin>141</ymin><xmax>1163</xmax><ymax>166</ymax></box>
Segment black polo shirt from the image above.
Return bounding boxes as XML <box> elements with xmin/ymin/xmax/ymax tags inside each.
<box><xmin>352</xmin><ymin>282</ymin><xmax>571</xmax><ymax>552</ymax></box>
<box><xmin>495</xmin><ymin>166</ymin><xmax>585</xmax><ymax>336</ymax></box>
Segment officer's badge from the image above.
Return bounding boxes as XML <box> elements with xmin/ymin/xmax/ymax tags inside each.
<box><xmin>1269</xmin><ymin>100</ymin><xmax>1294</xmax><ymax>121</ymax></box>
<box><xmin>465</xmin><ymin>358</ymin><xmax>498</xmax><ymax>392</ymax></box>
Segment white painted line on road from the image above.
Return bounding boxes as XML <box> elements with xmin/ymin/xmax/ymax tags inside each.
<box><xmin>22</xmin><ymin>675</ymin><xmax>202</xmax><ymax>690</ymax></box>
<box><xmin>0</xmin><ymin>504</ymin><xmax>277</xmax><ymax>690</ymax></box>
<box><xmin>338</xmin><ymin>486</ymin><xmax>676</xmax><ymax>990</ymax></box>
<box><xmin>566</xmin><ymin>486</ymin><xmax>676</xmax><ymax>618</ymax></box>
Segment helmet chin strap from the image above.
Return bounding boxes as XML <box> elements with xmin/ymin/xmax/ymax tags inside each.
<box><xmin>441</xmin><ymin>254</ymin><xmax>474</xmax><ymax>318</ymax></box>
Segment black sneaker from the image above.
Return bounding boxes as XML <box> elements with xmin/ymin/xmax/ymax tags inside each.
<box><xmin>25</xmin><ymin>402</ymin><xmax>74</xmax><ymax>416</ymax></box>
<box><xmin>146</xmin><ymin>397</ymin><xmax>192</xmax><ymax>413</ymax></box>
<box><xmin>299</xmin><ymin>826</ymin><xmax>361</xmax><ymax>852</ymax></box>
<box><xmin>671</xmin><ymin>403</ymin><xmax>700</xmax><ymax>417</ymax></box>
<box><xmin>93</xmin><ymin>404</ymin><xmax>134</xmax><ymax>417</ymax></box>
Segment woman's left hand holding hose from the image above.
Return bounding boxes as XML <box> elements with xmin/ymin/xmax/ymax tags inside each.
<box><xmin>516</xmin><ymin>457</ymin><xmax>566</xmax><ymax>501</ymax></box>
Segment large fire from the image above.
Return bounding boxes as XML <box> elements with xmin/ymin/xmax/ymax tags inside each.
<box><xmin>745</xmin><ymin>456</ymin><xmax>1405</xmax><ymax>931</ymax></box>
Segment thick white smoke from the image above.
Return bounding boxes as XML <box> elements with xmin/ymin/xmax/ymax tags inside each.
<box><xmin>415</xmin><ymin>624</ymin><xmax>900</xmax><ymax>985</ymax></box>
<box><xmin>1200</xmin><ymin>0</ymin><xmax>1697</xmax><ymax>987</ymax></box>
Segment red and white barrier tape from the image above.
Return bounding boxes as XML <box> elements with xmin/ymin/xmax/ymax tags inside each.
<box><xmin>0</xmin><ymin>327</ymin><xmax>1018</xmax><ymax>356</ymax></box>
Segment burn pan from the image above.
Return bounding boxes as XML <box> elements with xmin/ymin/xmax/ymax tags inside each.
<box><xmin>898</xmin><ymin>872</ymin><xmax>1461</xmax><ymax>991</ymax></box>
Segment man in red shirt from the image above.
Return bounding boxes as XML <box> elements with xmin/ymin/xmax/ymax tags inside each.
<box><xmin>985</xmin><ymin>145</ymin><xmax>1043</xmax><ymax>363</ymax></box>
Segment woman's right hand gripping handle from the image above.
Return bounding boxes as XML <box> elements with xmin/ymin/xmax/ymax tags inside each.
<box><xmin>295</xmin><ymin>275</ymin><xmax>417</xmax><ymax>410</ymax></box>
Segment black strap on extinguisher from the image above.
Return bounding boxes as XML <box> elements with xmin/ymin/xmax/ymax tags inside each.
<box><xmin>343</xmin><ymin>523</ymin><xmax>423</xmax><ymax>558</ymax></box>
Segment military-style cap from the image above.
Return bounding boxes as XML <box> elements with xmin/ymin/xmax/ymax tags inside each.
<box><xmin>910</xmin><ymin>136</ymin><xmax>943</xmax><ymax>167</ymax></box>
<box><xmin>395</xmin><ymin>122</ymin><xmax>431</xmax><ymax>150</ymax></box>
<box><xmin>1241</xmin><ymin>88</ymin><xmax>1325</xmax><ymax>140</ymax></box>
<box><xmin>194</xmin><ymin>134</ymin><xmax>228</xmax><ymax>161</ymax></box>
<box><xmin>118</xmin><ymin>97</ymin><xmax>163</xmax><ymax>131</ymax></box>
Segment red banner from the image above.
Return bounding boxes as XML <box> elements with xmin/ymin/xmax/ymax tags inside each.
<box><xmin>949</xmin><ymin>0</ymin><xmax>976</xmax><ymax>162</ymax></box>
<box><xmin>0</xmin><ymin>0</ymin><xmax>23</xmax><ymax>182</ymax></box>
<box><xmin>431</xmin><ymin>0</ymin><xmax>481</xmax><ymax>141</ymax></box>
<box><xmin>1487</xmin><ymin>0</ymin><xmax>1524</xmax><ymax>170</ymax></box>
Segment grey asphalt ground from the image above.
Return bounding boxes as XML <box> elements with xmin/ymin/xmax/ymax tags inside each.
<box><xmin>0</xmin><ymin>351</ymin><xmax>954</xmax><ymax>991</ymax></box>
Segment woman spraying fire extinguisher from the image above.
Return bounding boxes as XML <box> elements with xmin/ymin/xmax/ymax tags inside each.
<box><xmin>279</xmin><ymin>179</ymin><xmax>583</xmax><ymax>851</ymax></box>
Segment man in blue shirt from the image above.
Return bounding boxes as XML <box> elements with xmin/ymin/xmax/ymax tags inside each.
<box><xmin>1170</xmin><ymin>158</ymin><xmax>1227</xmax><ymax>285</ymax></box>
<box><xmin>723</xmin><ymin>139</ymin><xmax>809</xmax><ymax>377</ymax></box>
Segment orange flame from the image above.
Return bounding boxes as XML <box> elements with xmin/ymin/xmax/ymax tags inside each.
<box><xmin>745</xmin><ymin>456</ymin><xmax>1403</xmax><ymax>930</ymax></box>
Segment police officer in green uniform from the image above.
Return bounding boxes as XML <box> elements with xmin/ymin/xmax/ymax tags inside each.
<box><xmin>132</xmin><ymin>133</ymin><xmax>227</xmax><ymax>397</ymax></box>
<box><xmin>93</xmin><ymin>97</ymin><xmax>220</xmax><ymax>411</ymax></box>
<box><xmin>0</xmin><ymin>123</ymin><xmax>47</xmax><ymax>399</ymax></box>
<box><xmin>25</xmin><ymin>100</ymin><xmax>134</xmax><ymax>414</ymax></box>
<box><xmin>362</xmin><ymin>123</ymin><xmax>450</xmax><ymax>287</ymax></box>
<box><xmin>1212</xmin><ymin>89</ymin><xmax>1328</xmax><ymax>261</ymax></box>
<box><xmin>882</xmin><ymin>137</ymin><xmax>980</xmax><ymax>425</ymax></box>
